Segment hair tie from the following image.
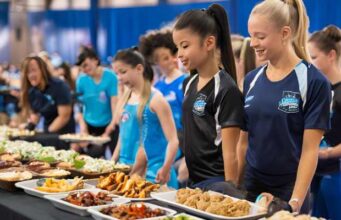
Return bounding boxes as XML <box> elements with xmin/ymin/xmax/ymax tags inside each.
<box><xmin>206</xmin><ymin>8</ymin><xmax>215</xmax><ymax>17</ymax></box>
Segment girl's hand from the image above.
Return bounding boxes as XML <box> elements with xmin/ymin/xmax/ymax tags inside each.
<box><xmin>19</xmin><ymin>123</ymin><xmax>27</xmax><ymax>129</ymax></box>
<box><xmin>80</xmin><ymin>125</ymin><xmax>88</xmax><ymax>135</ymax></box>
<box><xmin>102</xmin><ymin>124</ymin><xmax>114</xmax><ymax>137</ymax></box>
<box><xmin>255</xmin><ymin>193</ymin><xmax>274</xmax><ymax>209</ymax></box>
<box><xmin>155</xmin><ymin>166</ymin><xmax>170</xmax><ymax>185</ymax></box>
<box><xmin>318</xmin><ymin>148</ymin><xmax>331</xmax><ymax>159</ymax></box>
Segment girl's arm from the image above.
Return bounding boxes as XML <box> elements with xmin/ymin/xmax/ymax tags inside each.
<box><xmin>111</xmin><ymin>137</ymin><xmax>121</xmax><ymax>162</ymax></box>
<box><xmin>236</xmin><ymin>131</ymin><xmax>249</xmax><ymax>185</ymax></box>
<box><xmin>29</xmin><ymin>112</ymin><xmax>40</xmax><ymax>124</ymax></box>
<box><xmin>222</xmin><ymin>127</ymin><xmax>240</xmax><ymax>184</ymax></box>
<box><xmin>290</xmin><ymin>129</ymin><xmax>323</xmax><ymax>212</ymax></box>
<box><xmin>130</xmin><ymin>147</ymin><xmax>147</xmax><ymax>177</ymax></box>
<box><xmin>319</xmin><ymin>144</ymin><xmax>341</xmax><ymax>159</ymax></box>
<box><xmin>77</xmin><ymin>112</ymin><xmax>88</xmax><ymax>134</ymax></box>
<box><xmin>48</xmin><ymin>105</ymin><xmax>72</xmax><ymax>133</ymax></box>
<box><xmin>21</xmin><ymin>112</ymin><xmax>40</xmax><ymax>130</ymax></box>
<box><xmin>151</xmin><ymin>92</ymin><xmax>179</xmax><ymax>184</ymax></box>
<box><xmin>102</xmin><ymin>96</ymin><xmax>118</xmax><ymax>137</ymax></box>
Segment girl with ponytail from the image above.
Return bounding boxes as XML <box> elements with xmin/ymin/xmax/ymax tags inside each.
<box><xmin>112</xmin><ymin>48</ymin><xmax>179</xmax><ymax>188</ymax></box>
<box><xmin>308</xmin><ymin>25</ymin><xmax>341</xmax><ymax>220</ymax></box>
<box><xmin>172</xmin><ymin>4</ymin><xmax>244</xmax><ymax>193</ymax></box>
<box><xmin>238</xmin><ymin>0</ymin><xmax>331</xmax><ymax>213</ymax></box>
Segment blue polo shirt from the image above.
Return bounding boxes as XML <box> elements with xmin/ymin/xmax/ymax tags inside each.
<box><xmin>155</xmin><ymin>74</ymin><xmax>187</xmax><ymax>130</ymax></box>
<box><xmin>243</xmin><ymin>61</ymin><xmax>331</xmax><ymax>177</ymax></box>
<box><xmin>76</xmin><ymin>68</ymin><xmax>118</xmax><ymax>127</ymax></box>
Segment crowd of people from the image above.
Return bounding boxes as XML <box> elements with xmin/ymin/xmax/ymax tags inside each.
<box><xmin>0</xmin><ymin>0</ymin><xmax>340</xmax><ymax>219</ymax></box>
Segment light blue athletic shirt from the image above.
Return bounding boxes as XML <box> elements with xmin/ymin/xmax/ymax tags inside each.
<box><xmin>155</xmin><ymin>74</ymin><xmax>187</xmax><ymax>130</ymax></box>
<box><xmin>142</xmin><ymin>92</ymin><xmax>178</xmax><ymax>189</ymax></box>
<box><xmin>76</xmin><ymin>68</ymin><xmax>118</xmax><ymax>127</ymax></box>
<box><xmin>118</xmin><ymin>103</ymin><xmax>140</xmax><ymax>165</ymax></box>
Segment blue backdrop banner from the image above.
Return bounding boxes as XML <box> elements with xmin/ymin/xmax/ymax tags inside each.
<box><xmin>0</xmin><ymin>0</ymin><xmax>340</xmax><ymax>64</ymax></box>
<box><xmin>0</xmin><ymin>2</ymin><xmax>9</xmax><ymax>63</ymax></box>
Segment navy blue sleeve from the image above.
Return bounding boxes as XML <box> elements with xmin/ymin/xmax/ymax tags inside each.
<box><xmin>28</xmin><ymin>87</ymin><xmax>44</xmax><ymax>113</ymax></box>
<box><xmin>304</xmin><ymin>71</ymin><xmax>331</xmax><ymax>130</ymax></box>
<box><xmin>240</xmin><ymin>72</ymin><xmax>254</xmax><ymax>131</ymax></box>
<box><xmin>55</xmin><ymin>81</ymin><xmax>72</xmax><ymax>105</ymax></box>
<box><xmin>219</xmin><ymin>86</ymin><xmax>245</xmax><ymax>128</ymax></box>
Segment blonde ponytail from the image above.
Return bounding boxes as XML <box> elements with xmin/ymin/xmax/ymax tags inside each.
<box><xmin>251</xmin><ymin>0</ymin><xmax>310</xmax><ymax>61</ymax></box>
<box><xmin>289</xmin><ymin>0</ymin><xmax>310</xmax><ymax>61</ymax></box>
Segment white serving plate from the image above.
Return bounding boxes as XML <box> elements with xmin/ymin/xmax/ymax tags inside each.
<box><xmin>44</xmin><ymin>188</ymin><xmax>130</xmax><ymax>216</ymax></box>
<box><xmin>171</xmin><ymin>213</ymin><xmax>205</xmax><ymax>219</ymax></box>
<box><xmin>151</xmin><ymin>190</ymin><xmax>267</xmax><ymax>220</ymax></box>
<box><xmin>94</xmin><ymin>183</ymin><xmax>156</xmax><ymax>201</ymax></box>
<box><xmin>15</xmin><ymin>178</ymin><xmax>95</xmax><ymax>198</ymax></box>
<box><xmin>88</xmin><ymin>202</ymin><xmax>177</xmax><ymax>220</ymax></box>
<box><xmin>59</xmin><ymin>135</ymin><xmax>110</xmax><ymax>145</ymax></box>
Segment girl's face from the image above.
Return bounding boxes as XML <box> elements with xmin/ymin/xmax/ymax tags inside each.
<box><xmin>308</xmin><ymin>42</ymin><xmax>330</xmax><ymax>75</ymax></box>
<box><xmin>80</xmin><ymin>58</ymin><xmax>98</xmax><ymax>76</ymax></box>
<box><xmin>173</xmin><ymin>28</ymin><xmax>209</xmax><ymax>71</ymax></box>
<box><xmin>113</xmin><ymin>60</ymin><xmax>141</xmax><ymax>89</ymax></box>
<box><xmin>153</xmin><ymin>47</ymin><xmax>178</xmax><ymax>75</ymax></box>
<box><xmin>248</xmin><ymin>14</ymin><xmax>284</xmax><ymax>62</ymax></box>
<box><xmin>27</xmin><ymin>59</ymin><xmax>43</xmax><ymax>87</ymax></box>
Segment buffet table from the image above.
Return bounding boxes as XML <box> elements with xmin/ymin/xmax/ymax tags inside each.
<box><xmin>0</xmin><ymin>189</ymin><xmax>92</xmax><ymax>220</ymax></box>
<box><xmin>10</xmin><ymin>133</ymin><xmax>69</xmax><ymax>150</ymax></box>
<box><xmin>0</xmin><ymin>189</ymin><xmax>188</xmax><ymax>220</ymax></box>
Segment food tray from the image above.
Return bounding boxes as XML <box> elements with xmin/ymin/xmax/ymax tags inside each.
<box><xmin>0</xmin><ymin>170</ymin><xmax>34</xmax><ymax>191</ymax></box>
<box><xmin>15</xmin><ymin>178</ymin><xmax>95</xmax><ymax>198</ymax></box>
<box><xmin>59</xmin><ymin>135</ymin><xmax>110</xmax><ymax>145</ymax></box>
<box><xmin>68</xmin><ymin>169</ymin><xmax>112</xmax><ymax>179</ymax></box>
<box><xmin>44</xmin><ymin>188</ymin><xmax>130</xmax><ymax>216</ymax></box>
<box><xmin>151</xmin><ymin>191</ymin><xmax>267</xmax><ymax>220</ymax></box>
<box><xmin>163</xmin><ymin>213</ymin><xmax>205</xmax><ymax>220</ymax></box>
<box><xmin>88</xmin><ymin>202</ymin><xmax>177</xmax><ymax>220</ymax></box>
<box><xmin>0</xmin><ymin>178</ymin><xmax>29</xmax><ymax>191</ymax></box>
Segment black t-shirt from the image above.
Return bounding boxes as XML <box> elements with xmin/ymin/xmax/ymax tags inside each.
<box><xmin>317</xmin><ymin>82</ymin><xmax>341</xmax><ymax>173</ymax></box>
<box><xmin>29</xmin><ymin>77</ymin><xmax>75</xmax><ymax>134</ymax></box>
<box><xmin>182</xmin><ymin>70</ymin><xmax>244</xmax><ymax>184</ymax></box>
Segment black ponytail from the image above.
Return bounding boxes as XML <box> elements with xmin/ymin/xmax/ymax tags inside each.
<box><xmin>174</xmin><ymin>3</ymin><xmax>236</xmax><ymax>82</ymax></box>
<box><xmin>207</xmin><ymin>4</ymin><xmax>236</xmax><ymax>82</ymax></box>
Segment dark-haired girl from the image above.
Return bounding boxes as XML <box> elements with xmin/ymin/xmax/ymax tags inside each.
<box><xmin>112</xmin><ymin>49</ymin><xmax>179</xmax><ymax>188</ymax></box>
<box><xmin>75</xmin><ymin>48</ymin><xmax>118</xmax><ymax>157</ymax></box>
<box><xmin>20</xmin><ymin>56</ymin><xmax>75</xmax><ymax>139</ymax></box>
<box><xmin>308</xmin><ymin>25</ymin><xmax>341</xmax><ymax>219</ymax></box>
<box><xmin>172</xmin><ymin>4</ymin><xmax>244</xmax><ymax>192</ymax></box>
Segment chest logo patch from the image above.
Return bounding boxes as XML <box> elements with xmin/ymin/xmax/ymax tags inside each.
<box><xmin>193</xmin><ymin>93</ymin><xmax>207</xmax><ymax>116</ymax></box>
<box><xmin>278</xmin><ymin>91</ymin><xmax>300</xmax><ymax>113</ymax></box>
<box><xmin>121</xmin><ymin>111</ymin><xmax>130</xmax><ymax>123</ymax></box>
<box><xmin>99</xmin><ymin>91</ymin><xmax>107</xmax><ymax>103</ymax></box>
<box><xmin>164</xmin><ymin>91</ymin><xmax>176</xmax><ymax>102</ymax></box>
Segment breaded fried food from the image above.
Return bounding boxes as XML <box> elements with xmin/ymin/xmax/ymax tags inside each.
<box><xmin>209</xmin><ymin>194</ymin><xmax>225</xmax><ymax>202</ymax></box>
<box><xmin>175</xmin><ymin>188</ymin><xmax>251</xmax><ymax>217</ymax></box>
<box><xmin>196</xmin><ymin>199</ymin><xmax>210</xmax><ymax>211</ymax></box>
<box><xmin>96</xmin><ymin>171</ymin><xmax>160</xmax><ymax>198</ymax></box>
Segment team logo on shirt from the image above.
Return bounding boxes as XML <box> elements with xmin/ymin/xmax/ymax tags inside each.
<box><xmin>121</xmin><ymin>111</ymin><xmax>130</xmax><ymax>122</ymax></box>
<box><xmin>244</xmin><ymin>95</ymin><xmax>254</xmax><ymax>108</ymax></box>
<box><xmin>164</xmin><ymin>91</ymin><xmax>177</xmax><ymax>102</ymax></box>
<box><xmin>278</xmin><ymin>91</ymin><xmax>300</xmax><ymax>113</ymax></box>
<box><xmin>193</xmin><ymin>93</ymin><xmax>207</xmax><ymax>116</ymax></box>
<box><xmin>99</xmin><ymin>91</ymin><xmax>107</xmax><ymax>103</ymax></box>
